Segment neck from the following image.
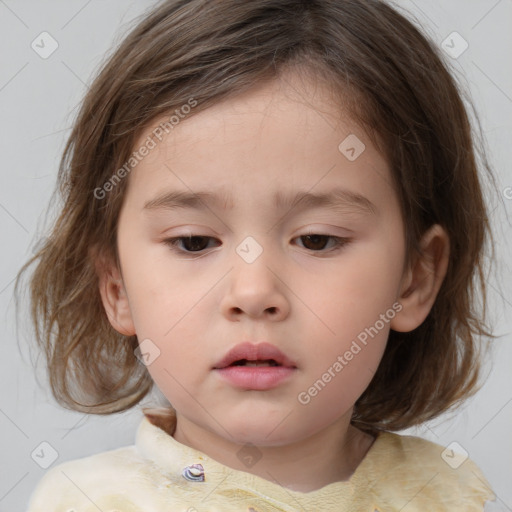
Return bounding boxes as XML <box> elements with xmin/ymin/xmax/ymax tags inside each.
<box><xmin>171</xmin><ymin>410</ymin><xmax>375</xmax><ymax>493</ymax></box>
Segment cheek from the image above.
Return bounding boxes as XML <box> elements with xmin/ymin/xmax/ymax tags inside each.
<box><xmin>138</xmin><ymin>319</ymin><xmax>210</xmax><ymax>410</ymax></box>
<box><xmin>295</xmin><ymin>324</ymin><xmax>389</xmax><ymax>427</ymax></box>
<box><xmin>311</xmin><ymin>245</ymin><xmax>403</xmax><ymax>334</ymax></box>
<box><xmin>118</xmin><ymin>242</ymin><xmax>212</xmax><ymax>389</ymax></box>
<box><xmin>295</xmin><ymin>239</ymin><xmax>402</xmax><ymax>402</ymax></box>
<box><xmin>118</xmin><ymin>238</ymin><xmax>199</xmax><ymax>332</ymax></box>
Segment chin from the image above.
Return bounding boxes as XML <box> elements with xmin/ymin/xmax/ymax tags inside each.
<box><xmin>221</xmin><ymin>417</ymin><xmax>315</xmax><ymax>447</ymax></box>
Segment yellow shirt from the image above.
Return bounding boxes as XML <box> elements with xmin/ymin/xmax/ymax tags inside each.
<box><xmin>27</xmin><ymin>408</ymin><xmax>496</xmax><ymax>512</ymax></box>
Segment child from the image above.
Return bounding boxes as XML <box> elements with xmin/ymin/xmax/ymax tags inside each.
<box><xmin>17</xmin><ymin>0</ymin><xmax>501</xmax><ymax>510</ymax></box>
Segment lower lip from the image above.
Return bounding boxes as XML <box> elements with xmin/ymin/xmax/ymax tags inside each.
<box><xmin>214</xmin><ymin>366</ymin><xmax>296</xmax><ymax>390</ymax></box>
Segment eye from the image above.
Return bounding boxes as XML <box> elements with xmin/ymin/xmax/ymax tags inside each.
<box><xmin>163</xmin><ymin>235</ymin><xmax>219</xmax><ymax>254</ymax></box>
<box><xmin>294</xmin><ymin>233</ymin><xmax>350</xmax><ymax>253</ymax></box>
<box><xmin>163</xmin><ymin>233</ymin><xmax>350</xmax><ymax>256</ymax></box>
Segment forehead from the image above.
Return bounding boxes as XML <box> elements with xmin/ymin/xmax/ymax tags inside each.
<box><xmin>133</xmin><ymin>68</ymin><xmax>361</xmax><ymax>158</ymax></box>
<box><xmin>123</xmin><ymin>70</ymin><xmax>396</xmax><ymax>217</ymax></box>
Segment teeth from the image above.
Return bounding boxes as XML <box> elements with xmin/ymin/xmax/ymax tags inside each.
<box><xmin>232</xmin><ymin>359</ymin><xmax>279</xmax><ymax>367</ymax></box>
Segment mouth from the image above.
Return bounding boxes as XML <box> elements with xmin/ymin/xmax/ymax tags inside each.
<box><xmin>213</xmin><ymin>342</ymin><xmax>297</xmax><ymax>370</ymax></box>
<box><xmin>213</xmin><ymin>343</ymin><xmax>297</xmax><ymax>390</ymax></box>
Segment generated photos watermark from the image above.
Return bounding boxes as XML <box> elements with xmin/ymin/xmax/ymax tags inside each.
<box><xmin>297</xmin><ymin>301</ymin><xmax>403</xmax><ymax>405</ymax></box>
<box><xmin>93</xmin><ymin>98</ymin><xmax>198</xmax><ymax>200</ymax></box>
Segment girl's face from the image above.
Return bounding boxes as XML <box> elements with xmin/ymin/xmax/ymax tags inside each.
<box><xmin>114</xmin><ymin>71</ymin><xmax>408</xmax><ymax>446</ymax></box>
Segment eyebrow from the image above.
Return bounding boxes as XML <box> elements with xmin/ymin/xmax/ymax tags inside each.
<box><xmin>143</xmin><ymin>187</ymin><xmax>377</xmax><ymax>216</ymax></box>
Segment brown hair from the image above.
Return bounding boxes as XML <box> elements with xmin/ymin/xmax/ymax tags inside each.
<box><xmin>14</xmin><ymin>0</ymin><xmax>496</xmax><ymax>434</ymax></box>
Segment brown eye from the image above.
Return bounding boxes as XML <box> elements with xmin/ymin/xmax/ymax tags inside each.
<box><xmin>295</xmin><ymin>234</ymin><xmax>350</xmax><ymax>253</ymax></box>
<box><xmin>163</xmin><ymin>235</ymin><xmax>218</xmax><ymax>253</ymax></box>
<box><xmin>180</xmin><ymin>236</ymin><xmax>211</xmax><ymax>252</ymax></box>
<box><xmin>300</xmin><ymin>234</ymin><xmax>330</xmax><ymax>251</ymax></box>
<box><xmin>163</xmin><ymin>233</ymin><xmax>349</xmax><ymax>257</ymax></box>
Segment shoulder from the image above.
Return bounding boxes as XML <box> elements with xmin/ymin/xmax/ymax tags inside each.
<box><xmin>368</xmin><ymin>431</ymin><xmax>496</xmax><ymax>512</ymax></box>
<box><xmin>26</xmin><ymin>445</ymin><xmax>157</xmax><ymax>512</ymax></box>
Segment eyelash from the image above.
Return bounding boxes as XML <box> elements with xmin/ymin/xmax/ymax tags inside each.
<box><xmin>162</xmin><ymin>232</ymin><xmax>351</xmax><ymax>256</ymax></box>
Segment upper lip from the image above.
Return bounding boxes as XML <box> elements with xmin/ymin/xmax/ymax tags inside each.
<box><xmin>213</xmin><ymin>342</ymin><xmax>297</xmax><ymax>369</ymax></box>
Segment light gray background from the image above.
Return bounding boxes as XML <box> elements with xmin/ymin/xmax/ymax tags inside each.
<box><xmin>1</xmin><ymin>1</ymin><xmax>511</xmax><ymax>510</ymax></box>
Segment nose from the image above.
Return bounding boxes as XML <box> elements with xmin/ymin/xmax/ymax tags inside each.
<box><xmin>220</xmin><ymin>251</ymin><xmax>290</xmax><ymax>322</ymax></box>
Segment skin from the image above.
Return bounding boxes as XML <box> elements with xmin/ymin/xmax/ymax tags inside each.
<box><xmin>98</xmin><ymin>69</ymin><xmax>449</xmax><ymax>493</ymax></box>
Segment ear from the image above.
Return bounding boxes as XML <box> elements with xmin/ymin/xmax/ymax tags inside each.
<box><xmin>391</xmin><ymin>224</ymin><xmax>450</xmax><ymax>332</ymax></box>
<box><xmin>92</xmin><ymin>247</ymin><xmax>136</xmax><ymax>336</ymax></box>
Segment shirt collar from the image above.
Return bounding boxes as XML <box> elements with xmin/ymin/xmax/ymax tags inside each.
<box><xmin>135</xmin><ymin>407</ymin><xmax>384</xmax><ymax>511</ymax></box>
